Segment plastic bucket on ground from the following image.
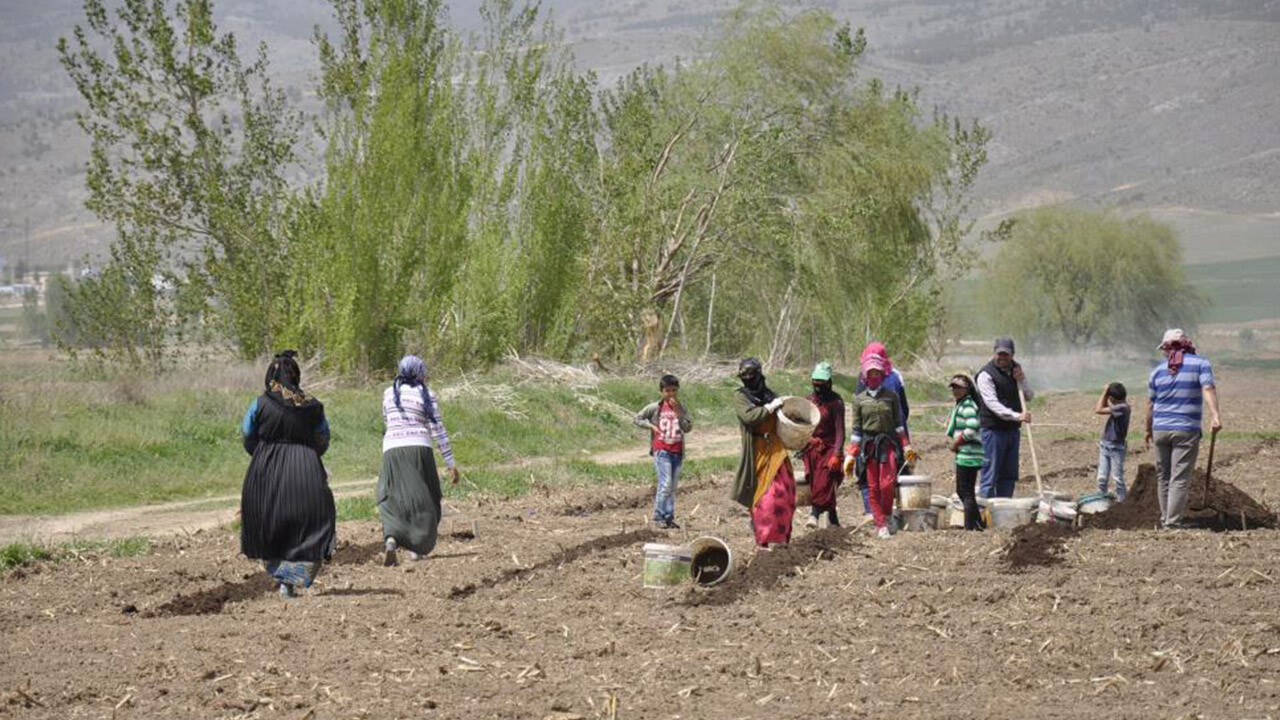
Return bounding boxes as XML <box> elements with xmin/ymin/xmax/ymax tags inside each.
<box><xmin>795</xmin><ymin>466</ymin><xmax>812</xmax><ymax>507</ymax></box>
<box><xmin>987</xmin><ymin>498</ymin><xmax>1036</xmax><ymax>529</ymax></box>
<box><xmin>1077</xmin><ymin>492</ymin><xmax>1115</xmax><ymax>515</ymax></box>
<box><xmin>896</xmin><ymin>475</ymin><xmax>932</xmax><ymax>510</ymax></box>
<box><xmin>930</xmin><ymin>494</ymin><xmax>950</xmax><ymax>509</ymax></box>
<box><xmin>643</xmin><ymin>543</ymin><xmax>692</xmax><ymax>588</ymax></box>
<box><xmin>947</xmin><ymin>495</ymin><xmax>966</xmax><ymax>528</ymax></box>
<box><xmin>1038</xmin><ymin>498</ymin><xmax>1078</xmax><ymax>525</ymax></box>
<box><xmin>776</xmin><ymin>397</ymin><xmax>821</xmax><ymax>451</ymax></box>
<box><xmin>688</xmin><ymin>536</ymin><xmax>734</xmax><ymax>587</ymax></box>
<box><xmin>900</xmin><ymin>508</ymin><xmax>939</xmax><ymax>532</ymax></box>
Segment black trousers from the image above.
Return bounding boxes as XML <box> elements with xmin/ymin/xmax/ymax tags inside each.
<box><xmin>955</xmin><ymin>464</ymin><xmax>985</xmax><ymax>530</ymax></box>
<box><xmin>810</xmin><ymin>504</ymin><xmax>840</xmax><ymax>526</ymax></box>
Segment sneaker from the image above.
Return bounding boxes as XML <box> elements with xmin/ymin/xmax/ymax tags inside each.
<box><xmin>279</xmin><ymin>583</ymin><xmax>296</xmax><ymax>598</ymax></box>
<box><xmin>406</xmin><ymin>550</ymin><xmax>421</xmax><ymax>561</ymax></box>
<box><xmin>663</xmin><ymin>519</ymin><xmax>681</xmax><ymax>530</ymax></box>
<box><xmin>877</xmin><ymin>527</ymin><xmax>892</xmax><ymax>540</ymax></box>
<box><xmin>384</xmin><ymin>537</ymin><xmax>398</xmax><ymax>567</ymax></box>
<box><xmin>805</xmin><ymin>515</ymin><xmax>819</xmax><ymax>528</ymax></box>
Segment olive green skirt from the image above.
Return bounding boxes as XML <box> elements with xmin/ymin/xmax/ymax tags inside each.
<box><xmin>377</xmin><ymin>445</ymin><xmax>443</xmax><ymax>556</ymax></box>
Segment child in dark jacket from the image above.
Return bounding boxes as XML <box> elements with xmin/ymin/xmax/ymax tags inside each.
<box><xmin>1094</xmin><ymin>382</ymin><xmax>1131</xmax><ymax>501</ymax></box>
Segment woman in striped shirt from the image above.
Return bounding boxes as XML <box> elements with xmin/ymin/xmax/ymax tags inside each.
<box><xmin>945</xmin><ymin>374</ymin><xmax>985</xmax><ymax>530</ymax></box>
<box><xmin>378</xmin><ymin>355</ymin><xmax>459</xmax><ymax>565</ymax></box>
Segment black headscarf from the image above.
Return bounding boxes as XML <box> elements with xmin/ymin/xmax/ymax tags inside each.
<box><xmin>737</xmin><ymin>357</ymin><xmax>776</xmax><ymax>407</ymax></box>
<box><xmin>264</xmin><ymin>350</ymin><xmax>311</xmax><ymax>407</ymax></box>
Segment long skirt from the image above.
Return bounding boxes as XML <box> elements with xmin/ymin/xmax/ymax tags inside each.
<box><xmin>377</xmin><ymin>445</ymin><xmax>444</xmax><ymax>556</ymax></box>
<box><xmin>240</xmin><ymin>442</ymin><xmax>336</xmax><ymax>587</ymax></box>
<box><xmin>752</xmin><ymin>460</ymin><xmax>796</xmax><ymax>546</ymax></box>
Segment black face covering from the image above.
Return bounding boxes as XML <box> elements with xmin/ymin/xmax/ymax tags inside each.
<box><xmin>812</xmin><ymin>381</ymin><xmax>837</xmax><ymax>401</ymax></box>
<box><xmin>741</xmin><ymin>372</ymin><xmax>776</xmax><ymax>407</ymax></box>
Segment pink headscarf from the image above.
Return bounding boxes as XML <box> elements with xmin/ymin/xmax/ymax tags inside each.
<box><xmin>859</xmin><ymin>342</ymin><xmax>893</xmax><ymax>381</ymax></box>
<box><xmin>860</xmin><ymin>353</ymin><xmax>887</xmax><ymax>377</ymax></box>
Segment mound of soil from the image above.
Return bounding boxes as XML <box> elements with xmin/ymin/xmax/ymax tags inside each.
<box><xmin>1002</xmin><ymin>523</ymin><xmax>1077</xmax><ymax>571</ymax></box>
<box><xmin>1084</xmin><ymin>463</ymin><xmax>1276</xmax><ymax>531</ymax></box>
<box><xmin>683</xmin><ymin>527</ymin><xmax>854</xmax><ymax>607</ymax></box>
<box><xmin>146</xmin><ymin>573</ymin><xmax>274</xmax><ymax>617</ymax></box>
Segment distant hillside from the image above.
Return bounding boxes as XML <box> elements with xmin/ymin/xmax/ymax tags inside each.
<box><xmin>0</xmin><ymin>0</ymin><xmax>1276</xmax><ymax>269</ymax></box>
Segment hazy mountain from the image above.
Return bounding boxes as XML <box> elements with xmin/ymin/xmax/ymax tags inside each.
<box><xmin>1</xmin><ymin>0</ymin><xmax>1276</xmax><ymax>268</ymax></box>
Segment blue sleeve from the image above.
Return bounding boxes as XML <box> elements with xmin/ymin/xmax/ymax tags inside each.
<box><xmin>1200</xmin><ymin>359</ymin><xmax>1215</xmax><ymax>388</ymax></box>
<box><xmin>241</xmin><ymin>397</ymin><xmax>260</xmax><ymax>455</ymax></box>
<box><xmin>313</xmin><ymin>409</ymin><xmax>330</xmax><ymax>457</ymax></box>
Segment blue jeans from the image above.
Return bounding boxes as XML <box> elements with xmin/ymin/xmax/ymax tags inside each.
<box><xmin>1097</xmin><ymin>440</ymin><xmax>1127</xmax><ymax>501</ymax></box>
<box><xmin>652</xmin><ymin>450</ymin><xmax>683</xmax><ymax>522</ymax></box>
<box><xmin>979</xmin><ymin>427</ymin><xmax>1020</xmax><ymax>499</ymax></box>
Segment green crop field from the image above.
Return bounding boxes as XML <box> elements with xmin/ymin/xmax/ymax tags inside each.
<box><xmin>1188</xmin><ymin>254</ymin><xmax>1280</xmax><ymax>324</ymax></box>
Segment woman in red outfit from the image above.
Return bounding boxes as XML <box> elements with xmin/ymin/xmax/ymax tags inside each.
<box><xmin>802</xmin><ymin>361</ymin><xmax>845</xmax><ymax>528</ymax></box>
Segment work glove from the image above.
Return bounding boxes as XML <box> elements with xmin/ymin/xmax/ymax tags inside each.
<box><xmin>842</xmin><ymin>454</ymin><xmax>856</xmax><ymax>476</ymax></box>
<box><xmin>825</xmin><ymin>455</ymin><xmax>841</xmax><ymax>471</ymax></box>
<box><xmin>765</xmin><ymin>398</ymin><xmax>785</xmax><ymax>413</ymax></box>
<box><xmin>806</xmin><ymin>436</ymin><xmax>823</xmax><ymax>450</ymax></box>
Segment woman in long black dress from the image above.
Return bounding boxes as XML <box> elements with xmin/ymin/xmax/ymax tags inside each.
<box><xmin>239</xmin><ymin>351</ymin><xmax>336</xmax><ymax>597</ymax></box>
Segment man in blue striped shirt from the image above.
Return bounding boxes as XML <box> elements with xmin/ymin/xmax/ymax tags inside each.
<box><xmin>1144</xmin><ymin>329</ymin><xmax>1222</xmax><ymax>528</ymax></box>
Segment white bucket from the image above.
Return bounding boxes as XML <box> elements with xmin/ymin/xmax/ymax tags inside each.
<box><xmin>688</xmin><ymin>536</ymin><xmax>733</xmax><ymax>587</ymax></box>
<box><xmin>1077</xmin><ymin>492</ymin><xmax>1114</xmax><ymax>515</ymax></box>
<box><xmin>643</xmin><ymin>543</ymin><xmax>691</xmax><ymax>588</ymax></box>
<box><xmin>776</xmin><ymin>397</ymin><xmax>820</xmax><ymax>451</ymax></box>
<box><xmin>929</xmin><ymin>494</ymin><xmax>950</xmax><ymax>509</ymax></box>
<box><xmin>900</xmin><ymin>508</ymin><xmax>939</xmax><ymax>532</ymax></box>
<box><xmin>987</xmin><ymin>498</ymin><xmax>1035</xmax><ymax>529</ymax></box>
<box><xmin>947</xmin><ymin>495</ymin><xmax>966</xmax><ymax>528</ymax></box>
<box><xmin>897</xmin><ymin>475</ymin><xmax>932</xmax><ymax>510</ymax></box>
<box><xmin>1037</xmin><ymin>499</ymin><xmax>1078</xmax><ymax>525</ymax></box>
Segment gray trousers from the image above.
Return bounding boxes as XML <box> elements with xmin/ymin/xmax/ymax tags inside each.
<box><xmin>1153</xmin><ymin>430</ymin><xmax>1200</xmax><ymax>527</ymax></box>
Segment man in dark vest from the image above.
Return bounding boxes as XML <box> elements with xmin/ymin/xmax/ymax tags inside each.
<box><xmin>975</xmin><ymin>336</ymin><xmax>1034</xmax><ymax>498</ymax></box>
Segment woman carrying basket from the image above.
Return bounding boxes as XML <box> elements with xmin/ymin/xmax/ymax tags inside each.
<box><xmin>730</xmin><ymin>358</ymin><xmax>797</xmax><ymax>548</ymax></box>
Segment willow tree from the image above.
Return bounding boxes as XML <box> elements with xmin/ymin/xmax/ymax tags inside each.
<box><xmin>981</xmin><ymin>205</ymin><xmax>1205</xmax><ymax>349</ymax></box>
<box><xmin>58</xmin><ymin>0</ymin><xmax>302</xmax><ymax>363</ymax></box>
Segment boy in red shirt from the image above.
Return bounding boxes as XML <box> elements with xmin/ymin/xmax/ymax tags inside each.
<box><xmin>634</xmin><ymin>374</ymin><xmax>693</xmax><ymax>529</ymax></box>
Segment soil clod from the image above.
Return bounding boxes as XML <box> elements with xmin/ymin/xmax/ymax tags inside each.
<box><xmin>1002</xmin><ymin>523</ymin><xmax>1077</xmax><ymax>571</ymax></box>
<box><xmin>146</xmin><ymin>573</ymin><xmax>274</xmax><ymax>617</ymax></box>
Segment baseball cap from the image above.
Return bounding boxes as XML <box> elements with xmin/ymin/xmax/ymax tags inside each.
<box><xmin>993</xmin><ymin>336</ymin><xmax>1016</xmax><ymax>354</ymax></box>
<box><xmin>1157</xmin><ymin>328</ymin><xmax>1186</xmax><ymax>350</ymax></box>
<box><xmin>811</xmin><ymin>361</ymin><xmax>833</xmax><ymax>381</ymax></box>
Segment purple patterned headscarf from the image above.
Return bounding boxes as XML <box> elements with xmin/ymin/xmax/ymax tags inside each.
<box><xmin>393</xmin><ymin>354</ymin><xmax>434</xmax><ymax>420</ymax></box>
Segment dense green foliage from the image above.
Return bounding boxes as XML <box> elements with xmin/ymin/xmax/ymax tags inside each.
<box><xmin>55</xmin><ymin>0</ymin><xmax>987</xmax><ymax>372</ymax></box>
<box><xmin>980</xmin><ymin>205</ymin><xmax>1205</xmax><ymax>349</ymax></box>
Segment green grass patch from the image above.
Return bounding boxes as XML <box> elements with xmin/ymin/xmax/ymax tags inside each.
<box><xmin>335</xmin><ymin>495</ymin><xmax>378</xmax><ymax>522</ymax></box>
<box><xmin>0</xmin><ymin>363</ymin><xmax>747</xmax><ymax>516</ymax></box>
<box><xmin>1</xmin><ymin>536</ymin><xmax>152</xmax><ymax>573</ymax></box>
